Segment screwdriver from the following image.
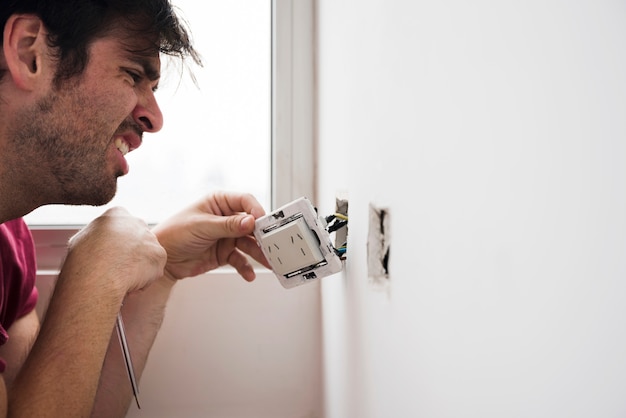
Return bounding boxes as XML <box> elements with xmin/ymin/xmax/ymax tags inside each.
<box><xmin>115</xmin><ymin>312</ymin><xmax>141</xmax><ymax>409</ymax></box>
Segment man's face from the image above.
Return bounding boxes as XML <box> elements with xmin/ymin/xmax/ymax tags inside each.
<box><xmin>7</xmin><ymin>33</ymin><xmax>163</xmax><ymax>207</ymax></box>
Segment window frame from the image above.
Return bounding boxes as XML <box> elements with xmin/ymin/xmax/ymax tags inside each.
<box><xmin>30</xmin><ymin>0</ymin><xmax>316</xmax><ymax>272</ymax></box>
<box><xmin>271</xmin><ymin>0</ymin><xmax>316</xmax><ymax>208</ymax></box>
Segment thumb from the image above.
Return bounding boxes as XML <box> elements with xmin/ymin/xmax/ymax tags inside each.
<box><xmin>214</xmin><ymin>213</ymin><xmax>256</xmax><ymax>238</ymax></box>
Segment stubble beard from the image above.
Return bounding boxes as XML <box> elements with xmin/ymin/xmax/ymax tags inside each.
<box><xmin>9</xmin><ymin>87</ymin><xmax>120</xmax><ymax>207</ymax></box>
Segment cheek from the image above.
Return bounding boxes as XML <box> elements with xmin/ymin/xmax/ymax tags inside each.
<box><xmin>80</xmin><ymin>91</ymin><xmax>137</xmax><ymax>131</ymax></box>
<box><xmin>80</xmin><ymin>75</ymin><xmax>137</xmax><ymax>113</ymax></box>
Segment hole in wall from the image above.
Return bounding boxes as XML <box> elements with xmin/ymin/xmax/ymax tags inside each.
<box><xmin>367</xmin><ymin>203</ymin><xmax>390</xmax><ymax>281</ymax></box>
<box><xmin>334</xmin><ymin>196</ymin><xmax>349</xmax><ymax>250</ymax></box>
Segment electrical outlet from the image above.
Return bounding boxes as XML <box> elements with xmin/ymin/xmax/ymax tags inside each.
<box><xmin>254</xmin><ymin>197</ymin><xmax>343</xmax><ymax>289</ymax></box>
<box><xmin>261</xmin><ymin>217</ymin><xmax>325</xmax><ymax>276</ymax></box>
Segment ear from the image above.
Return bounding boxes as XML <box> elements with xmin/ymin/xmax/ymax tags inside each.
<box><xmin>2</xmin><ymin>14</ymin><xmax>49</xmax><ymax>91</ymax></box>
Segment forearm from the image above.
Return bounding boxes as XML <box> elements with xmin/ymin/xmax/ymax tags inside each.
<box><xmin>91</xmin><ymin>275</ymin><xmax>175</xmax><ymax>418</ymax></box>
<box><xmin>8</xmin><ymin>265</ymin><xmax>126</xmax><ymax>417</ymax></box>
<box><xmin>0</xmin><ymin>208</ymin><xmax>167</xmax><ymax>417</ymax></box>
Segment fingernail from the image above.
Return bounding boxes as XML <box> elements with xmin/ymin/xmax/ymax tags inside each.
<box><xmin>241</xmin><ymin>215</ymin><xmax>255</xmax><ymax>230</ymax></box>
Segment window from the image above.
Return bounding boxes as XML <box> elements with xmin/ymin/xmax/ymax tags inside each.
<box><xmin>25</xmin><ymin>0</ymin><xmax>316</xmax><ymax>271</ymax></box>
<box><xmin>24</xmin><ymin>0</ymin><xmax>271</xmax><ymax>227</ymax></box>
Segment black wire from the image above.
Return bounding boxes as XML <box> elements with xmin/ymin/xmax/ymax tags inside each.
<box><xmin>325</xmin><ymin>213</ymin><xmax>348</xmax><ymax>259</ymax></box>
<box><xmin>327</xmin><ymin>219</ymin><xmax>348</xmax><ymax>233</ymax></box>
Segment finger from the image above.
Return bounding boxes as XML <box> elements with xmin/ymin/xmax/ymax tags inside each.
<box><xmin>100</xmin><ymin>206</ymin><xmax>131</xmax><ymax>217</ymax></box>
<box><xmin>236</xmin><ymin>235</ymin><xmax>271</xmax><ymax>269</ymax></box>
<box><xmin>196</xmin><ymin>213</ymin><xmax>257</xmax><ymax>242</ymax></box>
<box><xmin>211</xmin><ymin>191</ymin><xmax>267</xmax><ymax>219</ymax></box>
<box><xmin>227</xmin><ymin>249</ymin><xmax>256</xmax><ymax>282</ymax></box>
<box><xmin>236</xmin><ymin>193</ymin><xmax>266</xmax><ymax>219</ymax></box>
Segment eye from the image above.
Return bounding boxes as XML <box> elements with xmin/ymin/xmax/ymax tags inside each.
<box><xmin>125</xmin><ymin>69</ymin><xmax>142</xmax><ymax>84</ymax></box>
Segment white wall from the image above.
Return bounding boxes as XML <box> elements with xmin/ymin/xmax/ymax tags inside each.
<box><xmin>317</xmin><ymin>1</ymin><xmax>626</xmax><ymax>417</ymax></box>
<box><xmin>124</xmin><ymin>272</ymin><xmax>322</xmax><ymax>418</ymax></box>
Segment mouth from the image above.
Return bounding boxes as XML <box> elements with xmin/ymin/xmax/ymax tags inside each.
<box><xmin>113</xmin><ymin>135</ymin><xmax>141</xmax><ymax>176</ymax></box>
<box><xmin>115</xmin><ymin>137</ymin><xmax>130</xmax><ymax>156</ymax></box>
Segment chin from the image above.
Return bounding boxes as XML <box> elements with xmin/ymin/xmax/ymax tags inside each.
<box><xmin>62</xmin><ymin>181</ymin><xmax>118</xmax><ymax>207</ymax></box>
<box><xmin>92</xmin><ymin>186</ymin><xmax>118</xmax><ymax>206</ymax></box>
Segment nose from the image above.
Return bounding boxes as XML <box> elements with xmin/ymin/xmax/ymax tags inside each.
<box><xmin>132</xmin><ymin>92</ymin><xmax>164</xmax><ymax>133</ymax></box>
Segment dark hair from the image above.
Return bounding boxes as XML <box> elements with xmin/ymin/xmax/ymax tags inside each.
<box><xmin>0</xmin><ymin>0</ymin><xmax>201</xmax><ymax>84</ymax></box>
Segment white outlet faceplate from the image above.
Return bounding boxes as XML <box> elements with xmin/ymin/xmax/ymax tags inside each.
<box><xmin>254</xmin><ymin>197</ymin><xmax>343</xmax><ymax>289</ymax></box>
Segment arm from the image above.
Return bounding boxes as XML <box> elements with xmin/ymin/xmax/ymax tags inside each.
<box><xmin>7</xmin><ymin>207</ymin><xmax>166</xmax><ymax>418</ymax></box>
<box><xmin>0</xmin><ymin>310</ymin><xmax>39</xmax><ymax>389</ymax></box>
<box><xmin>0</xmin><ymin>310</ymin><xmax>40</xmax><ymax>417</ymax></box>
<box><xmin>91</xmin><ymin>192</ymin><xmax>269</xmax><ymax>417</ymax></box>
<box><xmin>90</xmin><ymin>275</ymin><xmax>174</xmax><ymax>417</ymax></box>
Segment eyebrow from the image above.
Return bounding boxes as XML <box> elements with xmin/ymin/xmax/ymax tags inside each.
<box><xmin>128</xmin><ymin>55</ymin><xmax>161</xmax><ymax>91</ymax></box>
<box><xmin>134</xmin><ymin>57</ymin><xmax>161</xmax><ymax>82</ymax></box>
<box><xmin>116</xmin><ymin>32</ymin><xmax>162</xmax><ymax>82</ymax></box>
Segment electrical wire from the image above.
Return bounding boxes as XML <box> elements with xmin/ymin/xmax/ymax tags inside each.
<box><xmin>333</xmin><ymin>213</ymin><xmax>348</xmax><ymax>221</ymax></box>
<box><xmin>327</xmin><ymin>219</ymin><xmax>347</xmax><ymax>234</ymax></box>
<box><xmin>324</xmin><ymin>211</ymin><xmax>348</xmax><ymax>259</ymax></box>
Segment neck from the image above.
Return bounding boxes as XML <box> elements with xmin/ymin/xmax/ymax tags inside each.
<box><xmin>0</xmin><ymin>184</ymin><xmax>42</xmax><ymax>224</ymax></box>
<box><xmin>0</xmin><ymin>144</ymin><xmax>49</xmax><ymax>224</ymax></box>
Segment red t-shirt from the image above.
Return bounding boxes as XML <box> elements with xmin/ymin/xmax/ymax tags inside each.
<box><xmin>0</xmin><ymin>219</ymin><xmax>39</xmax><ymax>372</ymax></box>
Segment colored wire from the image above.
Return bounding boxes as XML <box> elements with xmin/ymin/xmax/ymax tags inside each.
<box><xmin>325</xmin><ymin>212</ymin><xmax>348</xmax><ymax>259</ymax></box>
<box><xmin>334</xmin><ymin>213</ymin><xmax>348</xmax><ymax>221</ymax></box>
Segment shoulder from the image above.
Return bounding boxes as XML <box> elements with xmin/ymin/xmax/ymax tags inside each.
<box><xmin>0</xmin><ymin>219</ymin><xmax>34</xmax><ymax>260</ymax></box>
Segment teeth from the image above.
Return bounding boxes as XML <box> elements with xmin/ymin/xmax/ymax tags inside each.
<box><xmin>115</xmin><ymin>137</ymin><xmax>130</xmax><ymax>156</ymax></box>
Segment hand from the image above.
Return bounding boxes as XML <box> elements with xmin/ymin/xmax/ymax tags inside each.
<box><xmin>151</xmin><ymin>191</ymin><xmax>271</xmax><ymax>282</ymax></box>
<box><xmin>67</xmin><ymin>207</ymin><xmax>167</xmax><ymax>293</ymax></box>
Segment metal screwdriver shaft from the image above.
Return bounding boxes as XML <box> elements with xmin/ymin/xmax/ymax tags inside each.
<box><xmin>115</xmin><ymin>312</ymin><xmax>141</xmax><ymax>409</ymax></box>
